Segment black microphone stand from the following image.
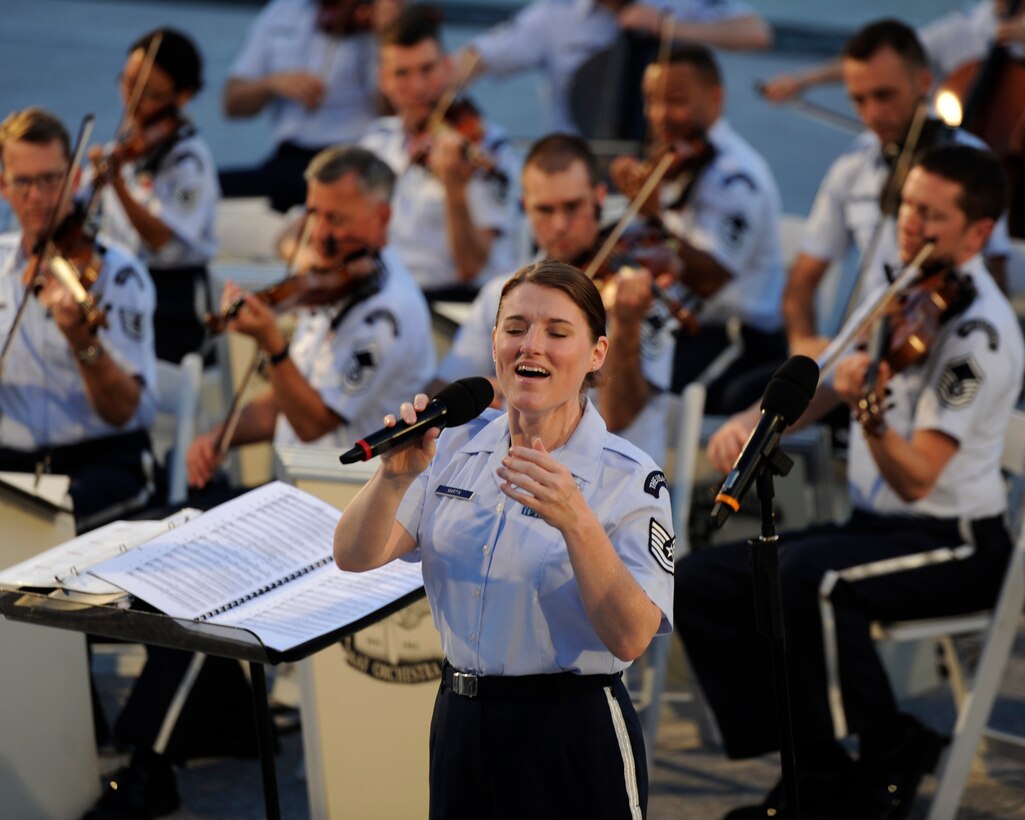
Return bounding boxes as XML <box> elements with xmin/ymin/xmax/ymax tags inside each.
<box><xmin>748</xmin><ymin>447</ymin><xmax>801</xmax><ymax>819</ymax></box>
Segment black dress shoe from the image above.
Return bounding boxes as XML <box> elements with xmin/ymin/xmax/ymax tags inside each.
<box><xmin>860</xmin><ymin>713</ymin><xmax>948</xmax><ymax>820</ymax></box>
<box><xmin>81</xmin><ymin>751</ymin><xmax>180</xmax><ymax>820</ymax></box>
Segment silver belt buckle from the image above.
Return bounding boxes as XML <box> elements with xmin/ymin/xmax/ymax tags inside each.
<box><xmin>452</xmin><ymin>671</ymin><xmax>479</xmax><ymax>697</ymax></box>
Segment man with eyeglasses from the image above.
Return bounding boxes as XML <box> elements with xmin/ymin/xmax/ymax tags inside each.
<box><xmin>0</xmin><ymin>106</ymin><xmax>158</xmax><ymax>531</ymax></box>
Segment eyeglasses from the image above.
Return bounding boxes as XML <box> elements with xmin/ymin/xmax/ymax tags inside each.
<box><xmin>3</xmin><ymin>171</ymin><xmax>66</xmax><ymax>194</ymax></box>
<box><xmin>116</xmin><ymin>74</ymin><xmax>174</xmax><ymax>104</ymax></box>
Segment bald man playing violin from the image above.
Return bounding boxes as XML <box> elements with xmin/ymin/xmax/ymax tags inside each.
<box><xmin>0</xmin><ymin>107</ymin><xmax>157</xmax><ymax>529</ymax></box>
<box><xmin>679</xmin><ymin>145</ymin><xmax>1023</xmax><ymax>820</ymax></box>
<box><xmin>609</xmin><ymin>43</ymin><xmax>788</xmax><ymax>416</ymax></box>
<box><xmin>186</xmin><ymin>145</ymin><xmax>433</xmax><ymax>490</ymax></box>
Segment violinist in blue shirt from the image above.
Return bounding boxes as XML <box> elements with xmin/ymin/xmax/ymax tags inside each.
<box><xmin>334</xmin><ymin>260</ymin><xmax>674</xmax><ymax>819</ymax></box>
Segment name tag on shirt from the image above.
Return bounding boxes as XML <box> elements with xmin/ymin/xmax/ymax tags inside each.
<box><xmin>435</xmin><ymin>484</ymin><xmax>474</xmax><ymax>501</ymax></box>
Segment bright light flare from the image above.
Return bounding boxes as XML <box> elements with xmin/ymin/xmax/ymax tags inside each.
<box><xmin>935</xmin><ymin>90</ymin><xmax>963</xmax><ymax>127</ymax></box>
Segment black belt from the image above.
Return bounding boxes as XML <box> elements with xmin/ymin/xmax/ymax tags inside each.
<box><xmin>442</xmin><ymin>660</ymin><xmax>620</xmax><ymax>699</ymax></box>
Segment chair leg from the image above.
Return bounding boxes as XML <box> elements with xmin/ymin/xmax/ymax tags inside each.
<box><xmin>925</xmin><ymin>572</ymin><xmax>1025</xmax><ymax>820</ymax></box>
<box><xmin>937</xmin><ymin>636</ymin><xmax>970</xmax><ymax>711</ymax></box>
<box><xmin>153</xmin><ymin>653</ymin><xmax>207</xmax><ymax>756</ymax></box>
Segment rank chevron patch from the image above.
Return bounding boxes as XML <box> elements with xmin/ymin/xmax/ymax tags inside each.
<box><xmin>649</xmin><ymin>518</ymin><xmax>675</xmax><ymax>575</ymax></box>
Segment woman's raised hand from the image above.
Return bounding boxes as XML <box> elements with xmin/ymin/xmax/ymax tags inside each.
<box><xmin>497</xmin><ymin>437</ymin><xmax>586</xmax><ymax>531</ymax></box>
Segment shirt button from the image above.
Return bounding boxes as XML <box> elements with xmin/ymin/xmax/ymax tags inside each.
<box><xmin>469</xmin><ymin>632</ymin><xmax>477</xmax><ymax>642</ymax></box>
<box><xmin>496</xmin><ymin>502</ymin><xmax>504</xmax><ymax>513</ymax></box>
<box><xmin>482</xmin><ymin>545</ymin><xmax>489</xmax><ymax>556</ymax></box>
<box><xmin>472</xmin><ymin>588</ymin><xmax>480</xmax><ymax>599</ymax></box>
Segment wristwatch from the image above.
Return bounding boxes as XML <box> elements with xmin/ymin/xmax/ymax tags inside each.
<box><xmin>76</xmin><ymin>343</ymin><xmax>104</xmax><ymax>366</ymax></box>
<box><xmin>267</xmin><ymin>342</ymin><xmax>290</xmax><ymax>367</ymax></box>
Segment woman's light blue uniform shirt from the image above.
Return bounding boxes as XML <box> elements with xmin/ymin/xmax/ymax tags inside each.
<box><xmin>396</xmin><ymin>399</ymin><xmax>675</xmax><ymax>677</ymax></box>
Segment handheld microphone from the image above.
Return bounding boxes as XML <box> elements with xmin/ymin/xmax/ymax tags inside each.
<box><xmin>339</xmin><ymin>377</ymin><xmax>494</xmax><ymax>464</ymax></box>
<box><xmin>710</xmin><ymin>356</ymin><xmax>820</xmax><ymax>529</ymax></box>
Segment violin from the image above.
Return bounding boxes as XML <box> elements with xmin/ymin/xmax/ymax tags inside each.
<box><xmin>205</xmin><ymin>249</ymin><xmax>382</xmax><ymax>335</ymax></box>
<box><xmin>409</xmin><ymin>97</ymin><xmax>504</xmax><ymax>181</ymax></box>
<box><xmin>20</xmin><ymin>116</ymin><xmax>108</xmax><ymax>335</ymax></box>
<box><xmin>588</xmin><ymin>221</ymin><xmax>701</xmax><ymax>333</ymax></box>
<box><xmin>317</xmin><ymin>0</ymin><xmax>373</xmax><ymax>36</ymax></box>
<box><xmin>878</xmin><ymin>117</ymin><xmax>956</xmax><ymax>217</ymax></box>
<box><xmin>91</xmin><ymin>104</ymin><xmax>182</xmax><ymax>185</ymax></box>
<box><xmin>609</xmin><ymin>135</ymin><xmax>717</xmax><ymax>218</ymax></box>
<box><xmin>31</xmin><ymin>203</ymin><xmax>108</xmax><ymax>331</ymax></box>
<box><xmin>855</xmin><ymin>259</ymin><xmax>977</xmax><ymax>431</ymax></box>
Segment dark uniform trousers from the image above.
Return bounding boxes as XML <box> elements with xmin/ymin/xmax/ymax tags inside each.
<box><xmin>671</xmin><ymin>322</ymin><xmax>788</xmax><ymax>415</ymax></box>
<box><xmin>0</xmin><ymin>429</ymin><xmax>152</xmax><ymax>528</ymax></box>
<box><xmin>218</xmin><ymin>141</ymin><xmax>323</xmax><ymax>214</ymax></box>
<box><xmin>150</xmin><ymin>265</ymin><xmax>210</xmax><ymax>364</ymax></box>
<box><xmin>675</xmin><ymin>511</ymin><xmax>1011</xmax><ymax>762</ymax></box>
<box><xmin>430</xmin><ymin>663</ymin><xmax>647</xmax><ymax>819</ymax></box>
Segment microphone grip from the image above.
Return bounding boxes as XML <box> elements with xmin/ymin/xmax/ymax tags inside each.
<box><xmin>339</xmin><ymin>400</ymin><xmax>448</xmax><ymax>464</ymax></box>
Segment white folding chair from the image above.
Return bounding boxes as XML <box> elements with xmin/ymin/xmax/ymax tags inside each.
<box><xmin>821</xmin><ymin>410</ymin><xmax>1025</xmax><ymax>820</ymax></box>
<box><xmin>630</xmin><ymin>382</ymin><xmax>708</xmax><ymax>773</ymax></box>
<box><xmin>152</xmin><ymin>353</ymin><xmax>202</xmax><ymax>505</ymax></box>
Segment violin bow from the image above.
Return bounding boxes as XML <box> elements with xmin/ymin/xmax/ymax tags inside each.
<box><xmin>837</xmin><ymin>100</ymin><xmax>931</xmax><ymax>329</ymax></box>
<box><xmin>85</xmin><ymin>31</ymin><xmax>164</xmax><ymax>223</ymax></box>
<box><xmin>0</xmin><ymin>114</ymin><xmax>95</xmax><ymax>381</ymax></box>
<box><xmin>424</xmin><ymin>50</ymin><xmax>481</xmax><ymax>138</ymax></box>
<box><xmin>755</xmin><ymin>84</ymin><xmax>863</xmax><ymax>136</ymax></box>
<box><xmin>817</xmin><ymin>240</ymin><xmax>936</xmax><ymax>381</ymax></box>
<box><xmin>583</xmin><ymin>152</ymin><xmax>676</xmax><ymax>280</ymax></box>
<box><xmin>213</xmin><ymin>212</ymin><xmax>316</xmax><ymax>459</ymax></box>
<box><xmin>115</xmin><ymin>31</ymin><xmax>165</xmax><ymax>147</ymax></box>
<box><xmin>582</xmin><ymin>19</ymin><xmax>680</xmax><ymax>281</ymax></box>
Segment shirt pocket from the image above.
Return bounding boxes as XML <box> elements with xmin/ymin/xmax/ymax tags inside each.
<box><xmin>843</xmin><ymin>197</ymin><xmax>883</xmax><ymax>252</ymax></box>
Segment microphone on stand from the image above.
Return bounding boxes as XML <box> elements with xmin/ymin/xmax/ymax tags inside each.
<box><xmin>710</xmin><ymin>356</ymin><xmax>820</xmax><ymax>529</ymax></box>
<box><xmin>339</xmin><ymin>377</ymin><xmax>494</xmax><ymax>464</ymax></box>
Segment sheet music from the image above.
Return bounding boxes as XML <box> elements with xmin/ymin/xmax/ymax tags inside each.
<box><xmin>0</xmin><ymin>509</ymin><xmax>200</xmax><ymax>595</ymax></box>
<box><xmin>211</xmin><ymin>560</ymin><xmax>424</xmax><ymax>652</ymax></box>
<box><xmin>90</xmin><ymin>482</ymin><xmax>424</xmax><ymax>652</ymax></box>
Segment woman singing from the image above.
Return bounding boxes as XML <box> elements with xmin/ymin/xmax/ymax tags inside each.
<box><xmin>334</xmin><ymin>260</ymin><xmax>674</xmax><ymax>819</ymax></box>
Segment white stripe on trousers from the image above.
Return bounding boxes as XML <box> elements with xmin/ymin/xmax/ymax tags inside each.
<box><xmin>604</xmin><ymin>685</ymin><xmax>643</xmax><ymax>820</ymax></box>
<box><xmin>819</xmin><ymin>540</ymin><xmax>976</xmax><ymax>738</ymax></box>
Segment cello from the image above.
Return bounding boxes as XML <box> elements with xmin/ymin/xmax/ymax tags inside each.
<box><xmin>937</xmin><ymin>0</ymin><xmax>1025</xmax><ymax>234</ymax></box>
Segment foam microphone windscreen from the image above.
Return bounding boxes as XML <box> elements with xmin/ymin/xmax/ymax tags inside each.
<box><xmin>434</xmin><ymin>377</ymin><xmax>495</xmax><ymax>427</ymax></box>
<box><xmin>760</xmin><ymin>355</ymin><xmax>820</xmax><ymax>426</ymax></box>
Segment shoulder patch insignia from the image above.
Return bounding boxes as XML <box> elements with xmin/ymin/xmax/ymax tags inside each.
<box><xmin>363</xmin><ymin>309</ymin><xmax>399</xmax><ymax>337</ymax></box>
<box><xmin>344</xmin><ymin>343</ymin><xmax>380</xmax><ymax>394</ymax></box>
<box><xmin>719</xmin><ymin>212</ymin><xmax>750</xmax><ymax>248</ymax></box>
<box><xmin>720</xmin><ymin>171</ymin><xmax>757</xmax><ymax>192</ymax></box>
<box><xmin>649</xmin><ymin>518</ymin><xmax>675</xmax><ymax>575</ymax></box>
<box><xmin>170</xmin><ymin>183</ymin><xmax>199</xmax><ymax>212</ymax></box>
<box><xmin>118</xmin><ymin>307</ymin><xmax>145</xmax><ymax>341</ymax></box>
<box><xmin>644</xmin><ymin>470</ymin><xmax>668</xmax><ymax>498</ymax></box>
<box><xmin>113</xmin><ymin>266</ymin><xmax>143</xmax><ymax>288</ymax></box>
<box><xmin>937</xmin><ymin>356</ymin><xmax>983</xmax><ymax>409</ymax></box>
<box><xmin>956</xmin><ymin>319</ymin><xmax>999</xmax><ymax>351</ymax></box>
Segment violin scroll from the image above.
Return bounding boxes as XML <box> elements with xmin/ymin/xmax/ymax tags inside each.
<box><xmin>90</xmin><ymin>104</ymin><xmax>182</xmax><ymax>185</ymax></box>
<box><xmin>317</xmin><ymin>0</ymin><xmax>374</xmax><ymax>37</ymax></box>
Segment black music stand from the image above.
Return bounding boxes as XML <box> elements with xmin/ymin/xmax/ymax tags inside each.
<box><xmin>0</xmin><ymin>585</ymin><xmax>425</xmax><ymax>820</ymax></box>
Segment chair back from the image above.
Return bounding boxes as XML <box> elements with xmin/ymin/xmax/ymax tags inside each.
<box><xmin>670</xmin><ymin>382</ymin><xmax>706</xmax><ymax>558</ymax></box>
<box><xmin>153</xmin><ymin>353</ymin><xmax>202</xmax><ymax>505</ymax></box>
